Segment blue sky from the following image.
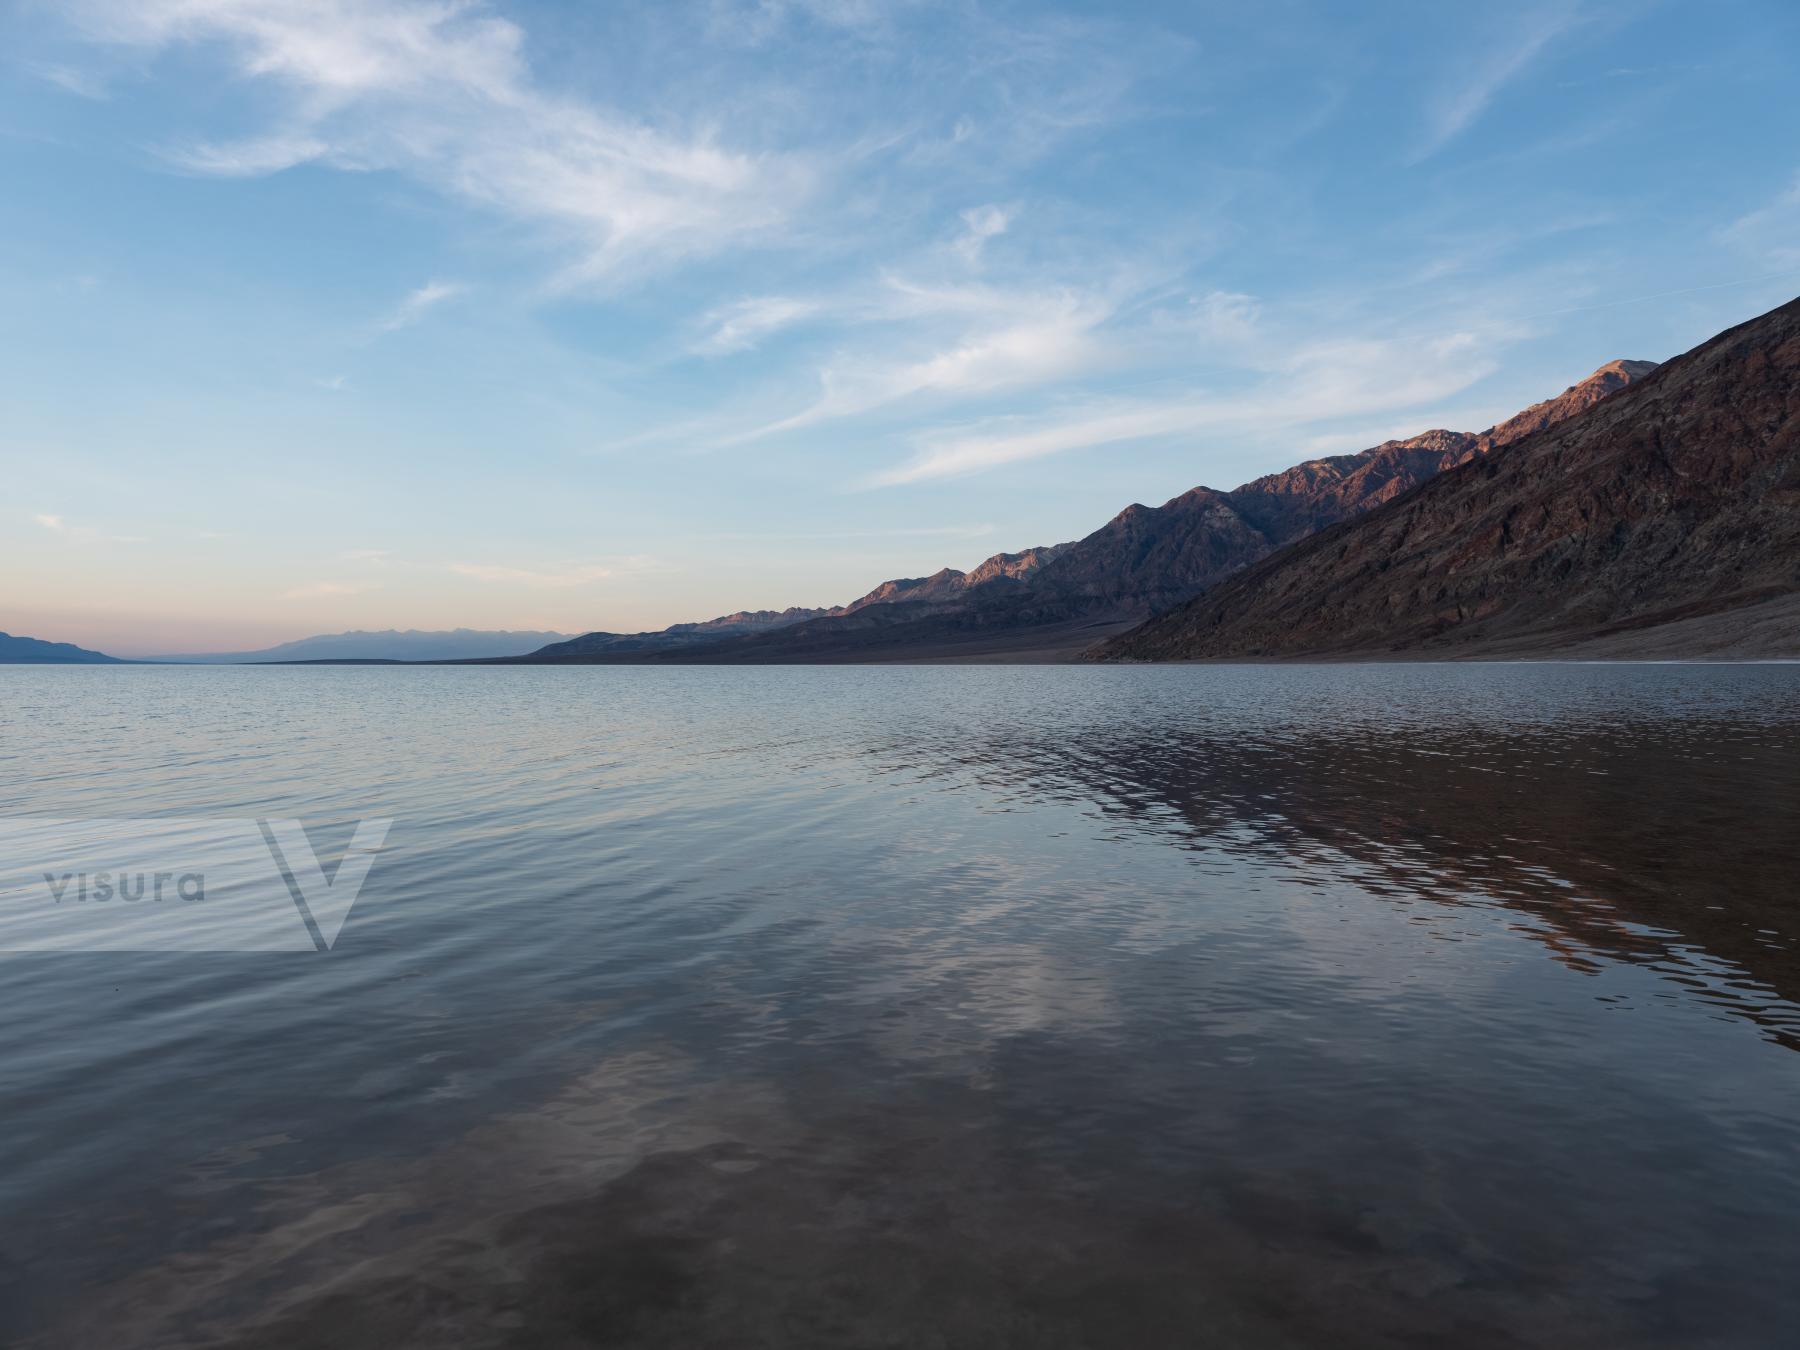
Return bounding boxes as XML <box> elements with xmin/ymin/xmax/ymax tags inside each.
<box><xmin>3</xmin><ymin>0</ymin><xmax>1798</xmax><ymax>654</ymax></box>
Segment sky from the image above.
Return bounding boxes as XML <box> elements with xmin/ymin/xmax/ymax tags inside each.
<box><xmin>2</xmin><ymin>0</ymin><xmax>1798</xmax><ymax>655</ymax></box>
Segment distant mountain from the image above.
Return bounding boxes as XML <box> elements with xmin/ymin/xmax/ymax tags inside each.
<box><xmin>559</xmin><ymin>357</ymin><xmax>1657</xmax><ymax>664</ymax></box>
<box><xmin>1097</xmin><ymin>299</ymin><xmax>1800</xmax><ymax>661</ymax></box>
<box><xmin>0</xmin><ymin>632</ymin><xmax>124</xmax><ymax>663</ymax></box>
<box><xmin>528</xmin><ymin>609</ymin><xmax>836</xmax><ymax>659</ymax></box>
<box><xmin>528</xmin><ymin>542</ymin><xmax>1076</xmax><ymax>660</ymax></box>
<box><xmin>157</xmin><ymin>629</ymin><xmax>575</xmax><ymax>663</ymax></box>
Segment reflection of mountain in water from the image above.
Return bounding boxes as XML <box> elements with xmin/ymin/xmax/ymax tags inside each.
<box><xmin>859</xmin><ymin>676</ymin><xmax>1800</xmax><ymax>1050</ymax></box>
<box><xmin>10</xmin><ymin>666</ymin><xmax>1798</xmax><ymax>1349</ymax></box>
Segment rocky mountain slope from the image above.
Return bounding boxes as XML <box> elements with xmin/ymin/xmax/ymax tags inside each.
<box><xmin>1096</xmin><ymin>299</ymin><xmax>1800</xmax><ymax>661</ymax></box>
<box><xmin>1024</xmin><ymin>358</ymin><xmax>1660</xmax><ymax>615</ymax></box>
<box><xmin>557</xmin><ymin>357</ymin><xmax>1657</xmax><ymax>663</ymax></box>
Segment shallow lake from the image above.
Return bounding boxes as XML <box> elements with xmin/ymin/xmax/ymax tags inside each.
<box><xmin>2</xmin><ymin>663</ymin><xmax>1797</xmax><ymax>1347</ymax></box>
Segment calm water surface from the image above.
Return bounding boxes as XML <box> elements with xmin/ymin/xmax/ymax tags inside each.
<box><xmin>1</xmin><ymin>664</ymin><xmax>1797</xmax><ymax>1348</ymax></box>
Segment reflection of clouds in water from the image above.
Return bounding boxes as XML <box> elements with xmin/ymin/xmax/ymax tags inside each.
<box><xmin>680</xmin><ymin>822</ymin><xmax>1129</xmax><ymax>1070</ymax></box>
<box><xmin>52</xmin><ymin>979</ymin><xmax>1800</xmax><ymax>1350</ymax></box>
<box><xmin>8</xmin><ymin>664</ymin><xmax>1800</xmax><ymax>1347</ymax></box>
<box><xmin>857</xmin><ymin>935</ymin><xmax>1121</xmax><ymax>1072</ymax></box>
<box><xmin>51</xmin><ymin>1047</ymin><xmax>798</xmax><ymax>1348</ymax></box>
<box><xmin>54</xmin><ymin>953</ymin><xmax>1800</xmax><ymax>1350</ymax></box>
<box><xmin>846</xmin><ymin>679</ymin><xmax>1800</xmax><ymax>1051</ymax></box>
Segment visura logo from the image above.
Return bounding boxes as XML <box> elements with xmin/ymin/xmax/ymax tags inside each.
<box><xmin>43</xmin><ymin>871</ymin><xmax>206</xmax><ymax>903</ymax></box>
<box><xmin>2</xmin><ymin>817</ymin><xmax>392</xmax><ymax>952</ymax></box>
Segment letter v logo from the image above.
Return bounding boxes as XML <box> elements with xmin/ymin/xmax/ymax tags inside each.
<box><xmin>260</xmin><ymin>819</ymin><xmax>393</xmax><ymax>950</ymax></box>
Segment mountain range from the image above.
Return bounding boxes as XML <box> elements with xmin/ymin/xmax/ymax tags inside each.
<box><xmin>14</xmin><ymin>298</ymin><xmax>1795</xmax><ymax>668</ymax></box>
<box><xmin>517</xmin><ymin>353</ymin><xmax>1667</xmax><ymax>663</ymax></box>
<box><xmin>152</xmin><ymin>629</ymin><xmax>576</xmax><ymax>663</ymax></box>
<box><xmin>527</xmin><ymin>544</ymin><xmax>1081</xmax><ymax>659</ymax></box>
<box><xmin>1098</xmin><ymin>298</ymin><xmax>1800</xmax><ymax>661</ymax></box>
<box><xmin>0</xmin><ymin>632</ymin><xmax>124</xmax><ymax>663</ymax></box>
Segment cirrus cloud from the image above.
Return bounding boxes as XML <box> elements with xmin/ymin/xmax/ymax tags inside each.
<box><xmin>72</xmin><ymin>0</ymin><xmax>817</xmax><ymax>285</ymax></box>
<box><xmin>872</xmin><ymin>327</ymin><xmax>1500</xmax><ymax>486</ymax></box>
<box><xmin>447</xmin><ymin>560</ymin><xmax>649</xmax><ymax>588</ymax></box>
<box><xmin>377</xmin><ymin>280</ymin><xmax>464</xmax><ymax>333</ymax></box>
<box><xmin>283</xmin><ymin>581</ymin><xmax>376</xmax><ymax>599</ymax></box>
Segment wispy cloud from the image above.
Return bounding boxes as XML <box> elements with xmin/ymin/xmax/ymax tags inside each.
<box><xmin>283</xmin><ymin>581</ymin><xmax>374</xmax><ymax>599</ymax></box>
<box><xmin>690</xmin><ymin>204</ymin><xmax>1024</xmax><ymax>362</ymax></box>
<box><xmin>1720</xmin><ymin>172</ymin><xmax>1800</xmax><ymax>269</ymax></box>
<box><xmin>33</xmin><ymin>511</ymin><xmax>146</xmax><ymax>543</ymax></box>
<box><xmin>32</xmin><ymin>62</ymin><xmax>110</xmax><ymax>99</ymax></box>
<box><xmin>873</xmin><ymin>327</ymin><xmax>1498</xmax><ymax>486</ymax></box>
<box><xmin>447</xmin><ymin>560</ymin><xmax>647</xmax><ymax>588</ymax></box>
<box><xmin>173</xmin><ymin>132</ymin><xmax>329</xmax><ymax>177</ymax></box>
<box><xmin>709</xmin><ymin>0</ymin><xmax>903</xmax><ymax>45</ymax></box>
<box><xmin>730</xmin><ymin>281</ymin><xmax>1117</xmax><ymax>440</ymax></box>
<box><xmin>377</xmin><ymin>280</ymin><xmax>463</xmax><ymax>333</ymax></box>
<box><xmin>74</xmin><ymin>0</ymin><xmax>816</xmax><ymax>285</ymax></box>
<box><xmin>693</xmin><ymin>295</ymin><xmax>822</xmax><ymax>355</ymax></box>
<box><xmin>622</xmin><ymin>271</ymin><xmax>1276</xmax><ymax>458</ymax></box>
<box><xmin>1412</xmin><ymin>6</ymin><xmax>1583</xmax><ymax>163</ymax></box>
<box><xmin>952</xmin><ymin>204</ymin><xmax>1012</xmax><ymax>264</ymax></box>
<box><xmin>1155</xmin><ymin>290</ymin><xmax>1262</xmax><ymax>344</ymax></box>
<box><xmin>712</xmin><ymin>523</ymin><xmax>997</xmax><ymax>541</ymax></box>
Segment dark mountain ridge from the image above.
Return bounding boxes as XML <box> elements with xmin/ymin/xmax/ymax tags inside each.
<box><xmin>543</xmin><ymin>357</ymin><xmax>1657</xmax><ymax>664</ymax></box>
<box><xmin>1096</xmin><ymin>299</ymin><xmax>1800</xmax><ymax>661</ymax></box>
<box><xmin>530</xmin><ymin>607</ymin><xmax>838</xmax><ymax>659</ymax></box>
<box><xmin>154</xmin><ymin>628</ymin><xmax>575</xmax><ymax>664</ymax></box>
<box><xmin>0</xmin><ymin>631</ymin><xmax>124</xmax><ymax>664</ymax></box>
<box><xmin>531</xmin><ymin>541</ymin><xmax>1076</xmax><ymax>660</ymax></box>
<box><xmin>1026</xmin><ymin>358</ymin><xmax>1660</xmax><ymax>617</ymax></box>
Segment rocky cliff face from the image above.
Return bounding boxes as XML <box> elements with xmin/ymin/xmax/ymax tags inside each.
<box><xmin>1022</xmin><ymin>488</ymin><xmax>1274</xmax><ymax>612</ymax></box>
<box><xmin>1224</xmin><ymin>429</ymin><xmax>1475</xmax><ymax>547</ymax></box>
<box><xmin>1471</xmin><ymin>359</ymin><xmax>1659</xmax><ymax>452</ymax></box>
<box><xmin>844</xmin><ymin>567</ymin><xmax>973</xmax><ymax>610</ymax></box>
<box><xmin>1096</xmin><ymin>299</ymin><xmax>1800</xmax><ymax>660</ymax></box>
<box><xmin>1033</xmin><ymin>359</ymin><xmax>1664</xmax><ymax>613</ymax></box>
<box><xmin>962</xmin><ymin>542</ymin><xmax>1075</xmax><ymax>588</ymax></box>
